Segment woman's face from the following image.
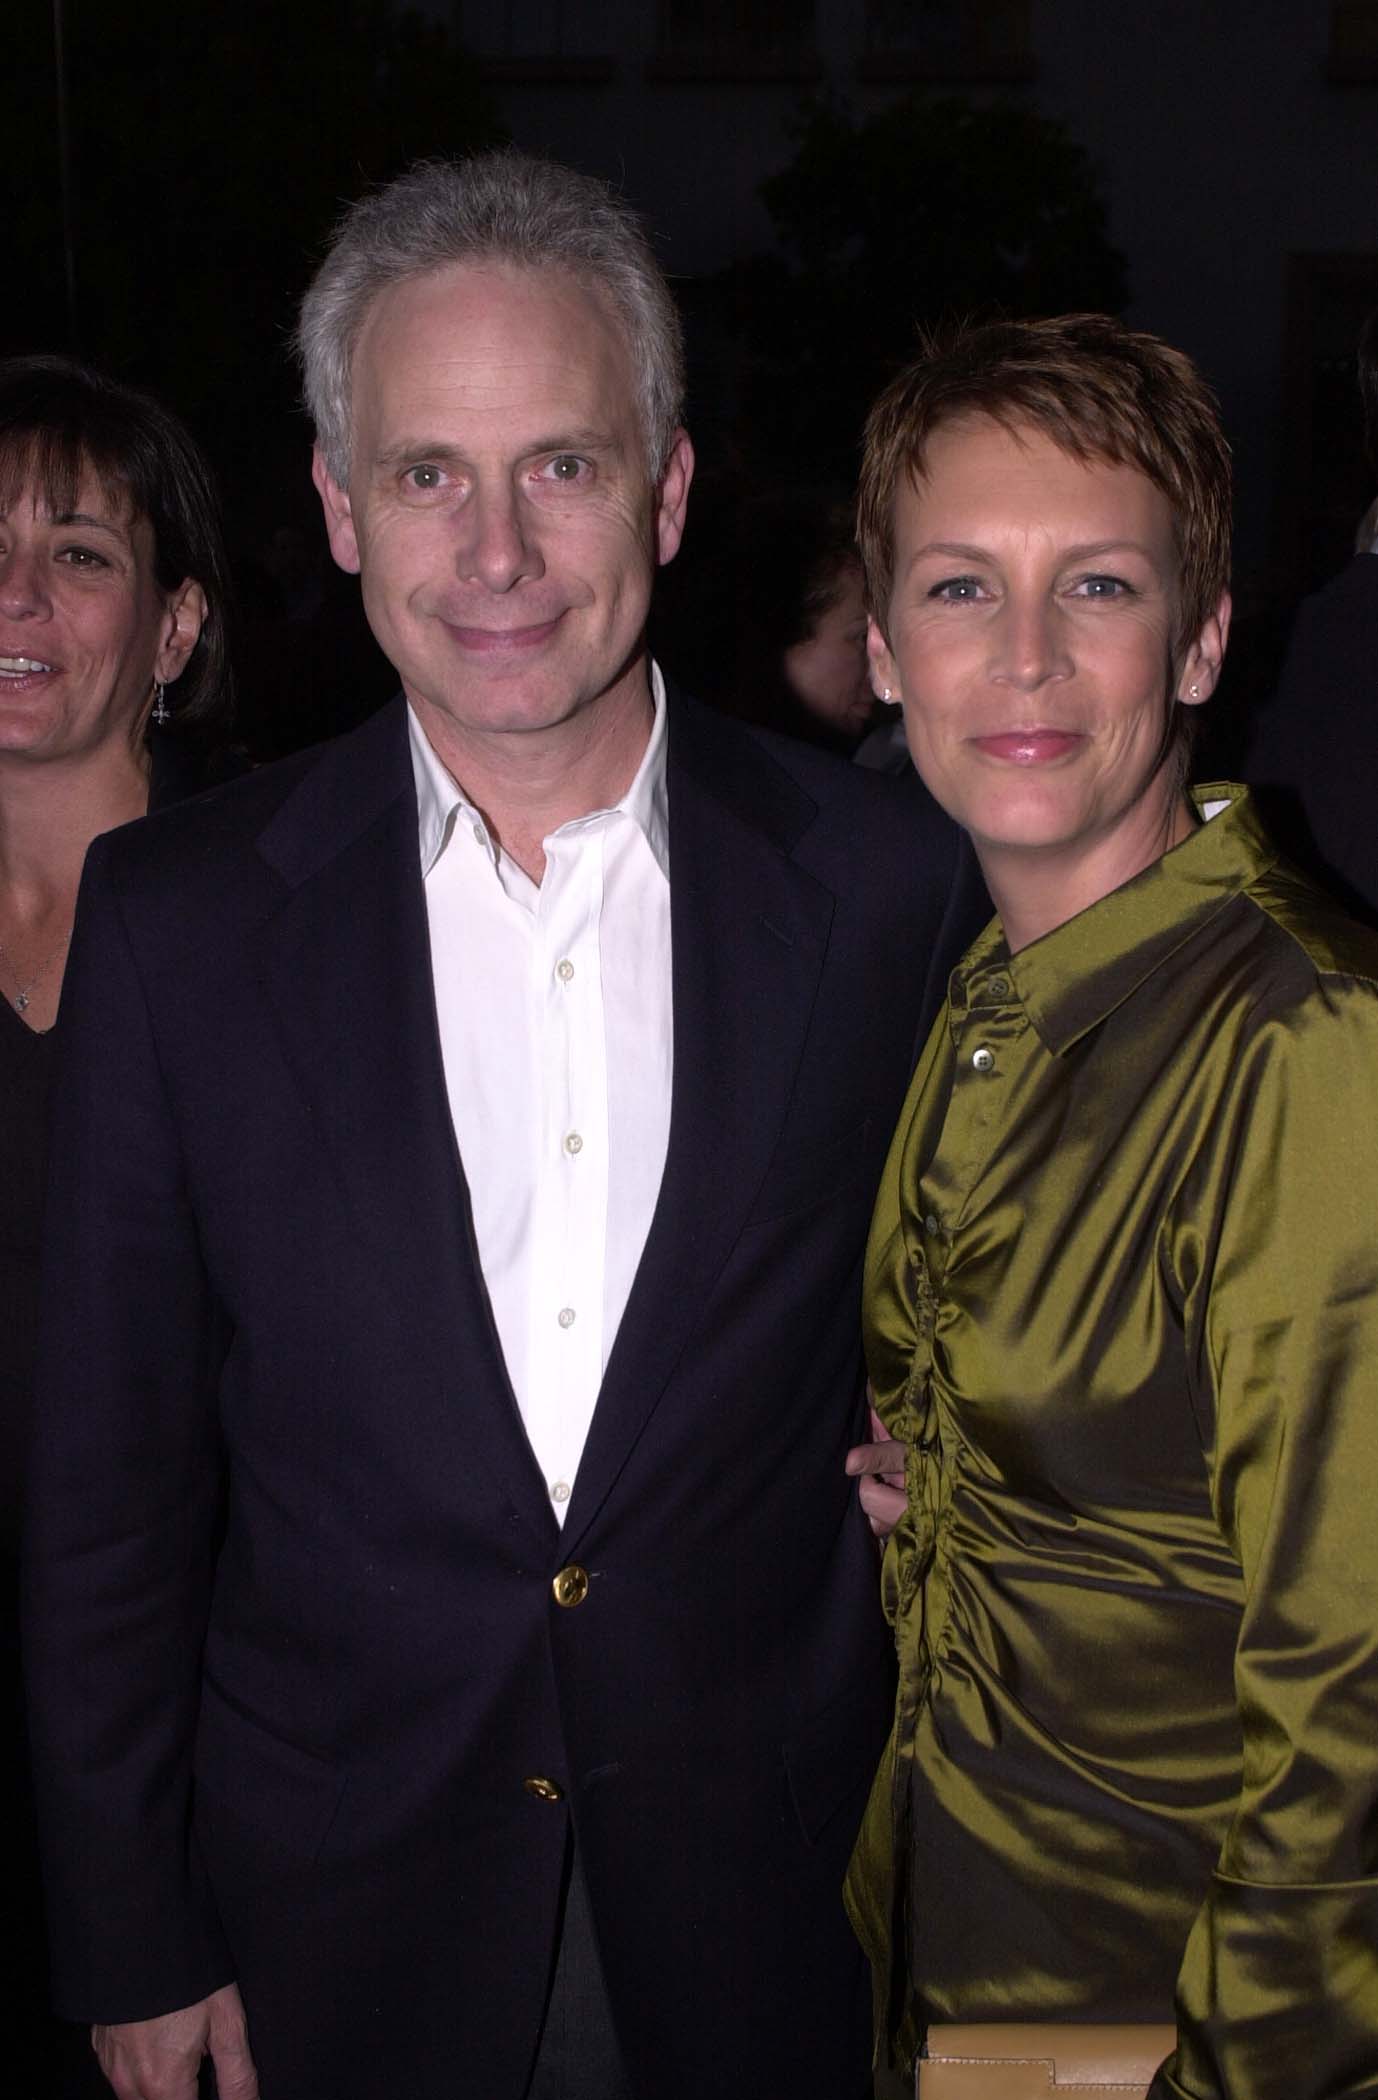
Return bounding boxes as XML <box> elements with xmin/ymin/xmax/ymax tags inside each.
<box><xmin>869</xmin><ymin>417</ymin><xmax>1228</xmax><ymax>883</ymax></box>
<box><xmin>0</xmin><ymin>465</ymin><xmax>205</xmax><ymax>765</ymax></box>
<box><xmin>782</xmin><ymin>559</ymin><xmax>876</xmax><ymax>739</ymax></box>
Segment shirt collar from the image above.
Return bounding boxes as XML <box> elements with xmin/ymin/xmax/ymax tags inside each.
<box><xmin>408</xmin><ymin>660</ymin><xmax>670</xmax><ymax>881</ymax></box>
<box><xmin>950</xmin><ymin>785</ymin><xmax>1283</xmax><ymax>1057</ymax></box>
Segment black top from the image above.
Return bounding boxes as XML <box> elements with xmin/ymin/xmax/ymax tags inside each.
<box><xmin>0</xmin><ymin>1000</ymin><xmax>56</xmax><ymax>1548</ymax></box>
<box><xmin>0</xmin><ymin>730</ymin><xmax>235</xmax><ymax>1549</ymax></box>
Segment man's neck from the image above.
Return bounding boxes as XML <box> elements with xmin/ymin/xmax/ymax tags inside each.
<box><xmin>412</xmin><ymin>662</ymin><xmax>657</xmax><ymax>883</ymax></box>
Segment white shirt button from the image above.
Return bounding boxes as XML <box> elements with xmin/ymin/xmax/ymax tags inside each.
<box><xmin>550</xmin><ymin>1480</ymin><xmax>571</xmax><ymax>1503</ymax></box>
<box><xmin>471</xmin><ymin>821</ymin><xmax>487</xmax><ymax>848</ymax></box>
<box><xmin>972</xmin><ymin>1046</ymin><xmax>996</xmax><ymax>1074</ymax></box>
<box><xmin>564</xmin><ymin>1131</ymin><xmax>583</xmax><ymax>1155</ymax></box>
<box><xmin>556</xmin><ymin>959</ymin><xmax>575</xmax><ymax>983</ymax></box>
<box><xmin>557</xmin><ymin>1306</ymin><xmax>576</xmax><ymax>1329</ymax></box>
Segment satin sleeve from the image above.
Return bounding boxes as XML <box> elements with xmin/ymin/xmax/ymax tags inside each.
<box><xmin>1153</xmin><ymin>971</ymin><xmax>1378</xmax><ymax>2099</ymax></box>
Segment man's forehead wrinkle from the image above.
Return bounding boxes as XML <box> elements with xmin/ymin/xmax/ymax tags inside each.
<box><xmin>360</xmin><ymin>335</ymin><xmax>622</xmax><ymax>408</ymax></box>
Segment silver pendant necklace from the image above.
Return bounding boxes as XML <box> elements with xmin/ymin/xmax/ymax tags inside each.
<box><xmin>0</xmin><ymin>926</ymin><xmax>72</xmax><ymax>1013</ymax></box>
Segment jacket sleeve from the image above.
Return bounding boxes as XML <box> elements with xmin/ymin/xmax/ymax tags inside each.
<box><xmin>22</xmin><ymin>833</ymin><xmax>234</xmax><ymax>2022</ymax></box>
<box><xmin>1153</xmin><ymin>966</ymin><xmax>1378</xmax><ymax>2099</ymax></box>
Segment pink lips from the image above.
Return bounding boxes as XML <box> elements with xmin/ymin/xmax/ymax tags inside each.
<box><xmin>971</xmin><ymin>730</ymin><xmax>1084</xmax><ymax>764</ymax></box>
<box><xmin>0</xmin><ymin>662</ymin><xmax>58</xmax><ymax>695</ymax></box>
<box><xmin>441</xmin><ymin>615</ymin><xmax>563</xmax><ymax>654</ymax></box>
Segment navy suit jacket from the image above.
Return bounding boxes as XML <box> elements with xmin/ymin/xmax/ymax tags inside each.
<box><xmin>25</xmin><ymin>688</ymin><xmax>982</xmax><ymax>2099</ymax></box>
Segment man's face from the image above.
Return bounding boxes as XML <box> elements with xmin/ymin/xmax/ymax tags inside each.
<box><xmin>315</xmin><ymin>261</ymin><xmax>692</xmax><ymax>751</ymax></box>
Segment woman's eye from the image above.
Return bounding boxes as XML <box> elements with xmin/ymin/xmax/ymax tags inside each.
<box><xmin>58</xmin><ymin>545</ymin><xmax>108</xmax><ymax>568</ymax></box>
<box><xmin>1075</xmin><ymin>574</ymin><xmax>1132</xmax><ymax>598</ymax></box>
<box><xmin>930</xmin><ymin>576</ymin><xmax>984</xmax><ymax>602</ymax></box>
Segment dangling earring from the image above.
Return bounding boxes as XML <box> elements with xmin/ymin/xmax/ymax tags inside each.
<box><xmin>152</xmin><ymin>681</ymin><xmax>170</xmax><ymax>726</ymax></box>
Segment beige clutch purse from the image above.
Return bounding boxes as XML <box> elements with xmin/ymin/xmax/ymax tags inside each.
<box><xmin>918</xmin><ymin>2024</ymin><xmax>1175</xmax><ymax>2099</ymax></box>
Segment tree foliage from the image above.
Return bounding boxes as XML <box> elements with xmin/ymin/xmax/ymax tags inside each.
<box><xmin>713</xmin><ymin>92</ymin><xmax>1129</xmax><ymax>478</ymax></box>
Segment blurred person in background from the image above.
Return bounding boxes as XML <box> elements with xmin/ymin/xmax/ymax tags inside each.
<box><xmin>733</xmin><ymin>497</ymin><xmax>883</xmax><ymax>752</ymax></box>
<box><xmin>1246</xmin><ymin>307</ymin><xmax>1378</xmax><ymax>923</ymax></box>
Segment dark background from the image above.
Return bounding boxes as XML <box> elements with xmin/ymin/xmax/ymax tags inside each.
<box><xmin>9</xmin><ymin>0</ymin><xmax>1378</xmax><ymax>758</ymax></box>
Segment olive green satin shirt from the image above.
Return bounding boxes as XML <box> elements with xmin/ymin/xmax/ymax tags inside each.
<box><xmin>847</xmin><ymin>787</ymin><xmax>1378</xmax><ymax>2099</ymax></box>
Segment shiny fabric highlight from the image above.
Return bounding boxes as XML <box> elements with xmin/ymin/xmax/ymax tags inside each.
<box><xmin>848</xmin><ymin>788</ymin><xmax>1378</xmax><ymax>2100</ymax></box>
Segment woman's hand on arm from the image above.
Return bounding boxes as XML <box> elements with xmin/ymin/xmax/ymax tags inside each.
<box><xmin>846</xmin><ymin>1402</ymin><xmax>907</xmax><ymax>1537</ymax></box>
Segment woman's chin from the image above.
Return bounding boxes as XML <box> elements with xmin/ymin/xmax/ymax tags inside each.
<box><xmin>948</xmin><ymin>783</ymin><xmax>1096</xmax><ymax>859</ymax></box>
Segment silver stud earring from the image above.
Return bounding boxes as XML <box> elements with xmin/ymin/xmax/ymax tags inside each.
<box><xmin>882</xmin><ymin>687</ymin><xmax>894</xmax><ymax>702</ymax></box>
<box><xmin>152</xmin><ymin>681</ymin><xmax>170</xmax><ymax>726</ymax></box>
<box><xmin>1188</xmin><ymin>683</ymin><xmax>1200</xmax><ymax>700</ymax></box>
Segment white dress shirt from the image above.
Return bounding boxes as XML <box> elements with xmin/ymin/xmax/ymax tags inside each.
<box><xmin>409</xmin><ymin>669</ymin><xmax>673</xmax><ymax>1520</ymax></box>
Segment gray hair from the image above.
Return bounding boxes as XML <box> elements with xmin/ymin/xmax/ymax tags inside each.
<box><xmin>295</xmin><ymin>149</ymin><xmax>685</xmax><ymax>486</ymax></box>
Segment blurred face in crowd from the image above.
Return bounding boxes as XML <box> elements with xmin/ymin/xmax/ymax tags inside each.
<box><xmin>782</xmin><ymin>556</ymin><xmax>877</xmax><ymax>741</ymax></box>
<box><xmin>0</xmin><ymin>467</ymin><xmax>203</xmax><ymax>765</ymax></box>
<box><xmin>314</xmin><ymin>261</ymin><xmax>693</xmax><ymax>761</ymax></box>
<box><xmin>868</xmin><ymin>415</ymin><xmax>1227</xmax><ymax>903</ymax></box>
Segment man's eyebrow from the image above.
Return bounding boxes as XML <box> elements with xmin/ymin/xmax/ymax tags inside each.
<box><xmin>372</xmin><ymin>439</ymin><xmax>464</xmax><ymax>469</ymax></box>
<box><xmin>519</xmin><ymin>427</ymin><xmax>620</xmax><ymax>456</ymax></box>
<box><xmin>372</xmin><ymin>428</ymin><xmax>621</xmax><ymax>468</ymax></box>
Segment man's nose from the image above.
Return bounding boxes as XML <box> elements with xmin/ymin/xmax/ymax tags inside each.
<box><xmin>454</xmin><ymin>487</ymin><xmax>544</xmax><ymax>592</ymax></box>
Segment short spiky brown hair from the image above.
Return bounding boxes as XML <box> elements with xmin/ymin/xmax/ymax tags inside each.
<box><xmin>857</xmin><ymin>313</ymin><xmax>1232</xmax><ymax>654</ymax></box>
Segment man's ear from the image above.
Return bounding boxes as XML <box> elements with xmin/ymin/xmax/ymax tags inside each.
<box><xmin>312</xmin><ymin>447</ymin><xmax>362</xmax><ymax>575</ymax></box>
<box><xmin>653</xmin><ymin>430</ymin><xmax>695</xmax><ymax>568</ymax></box>
<box><xmin>867</xmin><ymin>617</ymin><xmax>899</xmax><ymax>703</ymax></box>
<box><xmin>1177</xmin><ymin>590</ymin><xmax>1233</xmax><ymax>705</ymax></box>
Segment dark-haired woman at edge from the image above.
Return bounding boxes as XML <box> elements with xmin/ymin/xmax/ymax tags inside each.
<box><xmin>0</xmin><ymin>354</ymin><xmax>236</xmax><ymax>2094</ymax></box>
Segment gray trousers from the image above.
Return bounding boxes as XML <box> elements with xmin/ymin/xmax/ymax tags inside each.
<box><xmin>525</xmin><ymin>1840</ymin><xmax>633</xmax><ymax>2100</ymax></box>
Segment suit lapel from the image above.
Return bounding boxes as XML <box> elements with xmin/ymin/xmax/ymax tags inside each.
<box><xmin>564</xmin><ymin>700</ymin><xmax>835</xmax><ymax>1541</ymax></box>
<box><xmin>255</xmin><ymin>701</ymin><xmax>557</xmax><ymax>1548</ymax></box>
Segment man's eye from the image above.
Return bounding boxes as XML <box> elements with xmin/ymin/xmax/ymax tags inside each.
<box><xmin>405</xmin><ymin>464</ymin><xmax>445</xmax><ymax>491</ymax></box>
<box><xmin>544</xmin><ymin>455</ymin><xmax>588</xmax><ymax>483</ymax></box>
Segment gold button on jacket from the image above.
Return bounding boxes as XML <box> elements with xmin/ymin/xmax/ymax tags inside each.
<box><xmin>552</xmin><ymin>1564</ymin><xmax>590</xmax><ymax>1608</ymax></box>
<box><xmin>523</xmin><ymin>1776</ymin><xmax>564</xmax><ymax>1803</ymax></box>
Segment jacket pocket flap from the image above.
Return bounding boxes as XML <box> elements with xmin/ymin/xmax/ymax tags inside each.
<box><xmin>193</xmin><ymin>1679</ymin><xmax>345</xmax><ymax>1858</ymax></box>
